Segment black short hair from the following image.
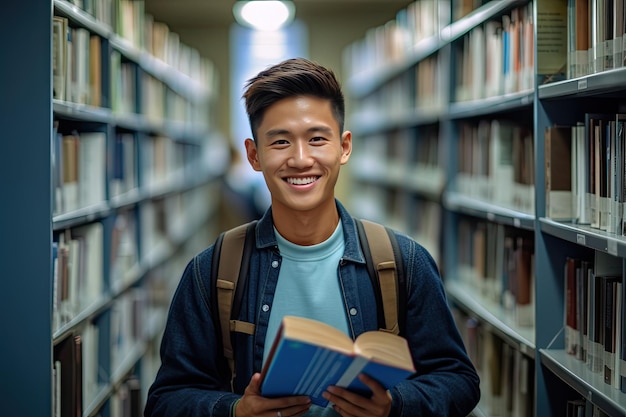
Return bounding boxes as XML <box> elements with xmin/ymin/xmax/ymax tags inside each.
<box><xmin>242</xmin><ymin>58</ymin><xmax>345</xmax><ymax>141</ymax></box>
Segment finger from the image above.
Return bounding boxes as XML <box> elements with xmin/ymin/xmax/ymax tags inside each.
<box><xmin>333</xmin><ymin>404</ymin><xmax>356</xmax><ymax>417</ymax></box>
<box><xmin>280</xmin><ymin>401</ymin><xmax>313</xmax><ymax>417</ymax></box>
<box><xmin>244</xmin><ymin>373</ymin><xmax>263</xmax><ymax>395</ymax></box>
<box><xmin>323</xmin><ymin>387</ymin><xmax>369</xmax><ymax>416</ymax></box>
<box><xmin>357</xmin><ymin>374</ymin><xmax>388</xmax><ymax>399</ymax></box>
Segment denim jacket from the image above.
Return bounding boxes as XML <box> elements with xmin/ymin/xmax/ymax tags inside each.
<box><xmin>145</xmin><ymin>200</ymin><xmax>480</xmax><ymax>417</ymax></box>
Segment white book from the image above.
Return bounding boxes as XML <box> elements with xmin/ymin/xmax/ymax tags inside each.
<box><xmin>52</xmin><ymin>17</ymin><xmax>67</xmax><ymax>101</ymax></box>
<box><xmin>74</xmin><ymin>222</ymin><xmax>103</xmax><ymax>310</ymax></box>
<box><xmin>614</xmin><ymin>0</ymin><xmax>624</xmax><ymax>67</ymax></box>
<box><xmin>576</xmin><ymin>123</ymin><xmax>591</xmax><ymax>223</ymax></box>
<box><xmin>78</xmin><ymin>131</ymin><xmax>106</xmax><ymax>207</ymax></box>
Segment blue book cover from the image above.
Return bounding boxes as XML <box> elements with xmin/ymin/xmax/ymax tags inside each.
<box><xmin>260</xmin><ymin>316</ymin><xmax>415</xmax><ymax>407</ymax></box>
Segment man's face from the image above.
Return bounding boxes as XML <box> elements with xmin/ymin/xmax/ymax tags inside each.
<box><xmin>245</xmin><ymin>95</ymin><xmax>352</xmax><ymax>214</ymax></box>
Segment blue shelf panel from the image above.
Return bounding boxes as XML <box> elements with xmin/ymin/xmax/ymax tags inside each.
<box><xmin>443</xmin><ymin>191</ymin><xmax>536</xmax><ymax>231</ymax></box>
<box><xmin>446</xmin><ymin>280</ymin><xmax>536</xmax><ymax>358</ymax></box>
<box><xmin>448</xmin><ymin>90</ymin><xmax>534</xmax><ymax>120</ymax></box>
<box><xmin>442</xmin><ymin>0</ymin><xmax>528</xmax><ymax>43</ymax></box>
<box><xmin>538</xmin><ymin>67</ymin><xmax>626</xmax><ymax>100</ymax></box>
<box><xmin>540</xmin><ymin>218</ymin><xmax>626</xmax><ymax>258</ymax></box>
<box><xmin>54</xmin><ymin>101</ymin><xmax>209</xmax><ymax>142</ymax></box>
<box><xmin>53</xmin><ymin>100</ymin><xmax>112</xmax><ymax>123</ymax></box>
<box><xmin>349</xmin><ymin>106</ymin><xmax>442</xmax><ymax>136</ymax></box>
<box><xmin>53</xmin><ymin>202</ymin><xmax>111</xmax><ymax>231</ymax></box>
<box><xmin>540</xmin><ymin>349</ymin><xmax>626</xmax><ymax>417</ymax></box>
<box><xmin>351</xmin><ymin>162</ymin><xmax>444</xmax><ymax>201</ymax></box>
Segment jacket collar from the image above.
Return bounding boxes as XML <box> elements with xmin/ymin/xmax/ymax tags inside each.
<box><xmin>254</xmin><ymin>199</ymin><xmax>365</xmax><ymax>264</ymax></box>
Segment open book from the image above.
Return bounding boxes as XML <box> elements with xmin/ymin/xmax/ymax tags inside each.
<box><xmin>260</xmin><ymin>315</ymin><xmax>416</xmax><ymax>407</ymax></box>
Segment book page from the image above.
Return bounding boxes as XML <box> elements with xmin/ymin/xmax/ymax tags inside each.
<box><xmin>354</xmin><ymin>331</ymin><xmax>415</xmax><ymax>372</ymax></box>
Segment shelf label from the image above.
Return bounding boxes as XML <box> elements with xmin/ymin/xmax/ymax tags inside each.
<box><xmin>577</xmin><ymin>79</ymin><xmax>588</xmax><ymax>90</ymax></box>
<box><xmin>576</xmin><ymin>234</ymin><xmax>586</xmax><ymax>245</ymax></box>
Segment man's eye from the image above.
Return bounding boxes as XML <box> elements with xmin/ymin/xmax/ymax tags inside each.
<box><xmin>272</xmin><ymin>139</ymin><xmax>289</xmax><ymax>145</ymax></box>
<box><xmin>310</xmin><ymin>136</ymin><xmax>325</xmax><ymax>142</ymax></box>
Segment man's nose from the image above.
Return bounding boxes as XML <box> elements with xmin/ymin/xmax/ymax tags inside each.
<box><xmin>288</xmin><ymin>142</ymin><xmax>313</xmax><ymax>166</ymax></box>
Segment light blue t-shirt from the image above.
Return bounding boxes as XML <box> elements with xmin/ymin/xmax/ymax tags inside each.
<box><xmin>264</xmin><ymin>221</ymin><xmax>349</xmax><ymax>416</ymax></box>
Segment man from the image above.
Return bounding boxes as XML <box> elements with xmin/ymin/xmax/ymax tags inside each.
<box><xmin>145</xmin><ymin>58</ymin><xmax>480</xmax><ymax>417</ymax></box>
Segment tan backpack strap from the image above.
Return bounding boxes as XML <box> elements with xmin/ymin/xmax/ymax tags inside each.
<box><xmin>360</xmin><ymin>219</ymin><xmax>400</xmax><ymax>335</ymax></box>
<box><xmin>216</xmin><ymin>222</ymin><xmax>252</xmax><ymax>389</ymax></box>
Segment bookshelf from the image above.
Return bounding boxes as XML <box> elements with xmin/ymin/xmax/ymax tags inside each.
<box><xmin>0</xmin><ymin>1</ymin><xmax>225</xmax><ymax>416</ymax></box>
<box><xmin>344</xmin><ymin>0</ymin><xmax>626</xmax><ymax>416</ymax></box>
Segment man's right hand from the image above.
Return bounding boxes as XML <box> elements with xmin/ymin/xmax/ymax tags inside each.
<box><xmin>235</xmin><ymin>373</ymin><xmax>312</xmax><ymax>417</ymax></box>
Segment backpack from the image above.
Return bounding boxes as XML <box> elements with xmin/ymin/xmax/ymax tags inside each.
<box><xmin>210</xmin><ymin>218</ymin><xmax>406</xmax><ymax>391</ymax></box>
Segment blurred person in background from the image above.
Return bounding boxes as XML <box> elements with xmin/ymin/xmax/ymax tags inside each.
<box><xmin>218</xmin><ymin>141</ymin><xmax>271</xmax><ymax>230</ymax></box>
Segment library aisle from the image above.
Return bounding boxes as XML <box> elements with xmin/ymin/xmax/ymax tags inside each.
<box><xmin>343</xmin><ymin>0</ymin><xmax>626</xmax><ymax>416</ymax></box>
<box><xmin>3</xmin><ymin>1</ymin><xmax>626</xmax><ymax>417</ymax></box>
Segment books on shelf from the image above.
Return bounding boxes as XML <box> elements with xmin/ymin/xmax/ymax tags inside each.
<box><xmin>537</xmin><ymin>0</ymin><xmax>568</xmax><ymax>82</ymax></box>
<box><xmin>564</xmin><ymin>252</ymin><xmax>624</xmax><ymax>391</ymax></box>
<box><xmin>550</xmin><ymin>113</ymin><xmax>626</xmax><ymax>234</ymax></box>
<box><xmin>260</xmin><ymin>316</ymin><xmax>415</xmax><ymax>407</ymax></box>
<box><xmin>53</xmin><ymin>334</ymin><xmax>83</xmax><ymax>417</ymax></box>
<box><xmin>456</xmin><ymin>119</ymin><xmax>535</xmax><ymax>215</ymax></box>
<box><xmin>53</xmin><ymin>222</ymin><xmax>104</xmax><ymax>331</ymax></box>
<box><xmin>545</xmin><ymin>125</ymin><xmax>575</xmax><ymax>220</ymax></box>
<box><xmin>451</xmin><ymin>309</ymin><xmax>535</xmax><ymax>416</ymax></box>
<box><xmin>567</xmin><ymin>0</ymin><xmax>626</xmax><ymax>79</ymax></box>
<box><xmin>455</xmin><ymin>2</ymin><xmax>535</xmax><ymax>101</ymax></box>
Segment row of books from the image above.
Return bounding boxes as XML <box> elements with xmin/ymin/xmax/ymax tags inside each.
<box><xmin>544</xmin><ymin>112</ymin><xmax>626</xmax><ymax>235</ymax></box>
<box><xmin>350</xmin><ymin>53</ymin><xmax>447</xmax><ymax>123</ymax></box>
<box><xmin>53</xmin><ymin>5</ymin><xmax>216</xmax><ymax>129</ymax></box>
<box><xmin>58</xmin><ymin>0</ymin><xmax>214</xmax><ymax>86</ymax></box>
<box><xmin>52</xmin><ymin>330</ymin><xmax>143</xmax><ymax>417</ymax></box>
<box><xmin>349</xmin><ymin>183</ymin><xmax>442</xmax><ymax>266</ymax></box>
<box><xmin>457</xmin><ymin>218</ymin><xmax>535</xmax><ymax>328</ymax></box>
<box><xmin>455</xmin><ymin>119</ymin><xmax>535</xmax><ymax>215</ymax></box>
<box><xmin>52</xmin><ymin>125</ymin><xmax>107</xmax><ymax>215</ymax></box>
<box><xmin>52</xmin><ymin>17</ymin><xmax>102</xmax><ymax>106</ymax></box>
<box><xmin>53</xmin><ymin>223</ymin><xmax>104</xmax><ymax>332</ymax></box>
<box><xmin>52</xmin><ymin>123</ymin><xmax>197</xmax><ymax>216</ymax></box>
<box><xmin>452</xmin><ymin>309</ymin><xmax>534</xmax><ymax>417</ymax></box>
<box><xmin>566</xmin><ymin>0</ymin><xmax>626</xmax><ymax>79</ymax></box>
<box><xmin>53</xmin><ymin>182</ymin><xmax>209</xmax><ymax>334</ymax></box>
<box><xmin>138</xmin><ymin>184</ymin><xmax>213</xmax><ymax>260</ymax></box>
<box><xmin>52</xmin><ymin>16</ymin><xmax>201</xmax><ymax>127</ymax></box>
<box><xmin>456</xmin><ymin>2</ymin><xmax>535</xmax><ymax>102</ymax></box>
<box><xmin>52</xmin><ymin>231</ymin><xmax>200</xmax><ymax>416</ymax></box>
<box><xmin>563</xmin><ymin>251</ymin><xmax>625</xmax><ymax>393</ymax></box>
<box><xmin>343</xmin><ymin>0</ymin><xmax>451</xmax><ymax>79</ymax></box>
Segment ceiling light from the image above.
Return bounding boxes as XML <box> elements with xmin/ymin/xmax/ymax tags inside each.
<box><xmin>233</xmin><ymin>0</ymin><xmax>295</xmax><ymax>31</ymax></box>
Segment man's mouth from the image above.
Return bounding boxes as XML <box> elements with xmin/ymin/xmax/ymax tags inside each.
<box><xmin>286</xmin><ymin>176</ymin><xmax>319</xmax><ymax>185</ymax></box>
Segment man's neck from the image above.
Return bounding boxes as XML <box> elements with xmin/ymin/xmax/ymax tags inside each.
<box><xmin>271</xmin><ymin>200</ymin><xmax>339</xmax><ymax>246</ymax></box>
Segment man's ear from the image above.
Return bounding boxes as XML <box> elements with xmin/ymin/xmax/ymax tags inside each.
<box><xmin>340</xmin><ymin>131</ymin><xmax>352</xmax><ymax>165</ymax></box>
<box><xmin>245</xmin><ymin>138</ymin><xmax>262</xmax><ymax>171</ymax></box>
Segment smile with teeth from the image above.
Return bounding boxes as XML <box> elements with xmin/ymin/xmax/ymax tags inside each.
<box><xmin>286</xmin><ymin>176</ymin><xmax>319</xmax><ymax>185</ymax></box>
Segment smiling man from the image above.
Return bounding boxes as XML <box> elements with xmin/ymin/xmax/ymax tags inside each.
<box><xmin>144</xmin><ymin>58</ymin><xmax>480</xmax><ymax>417</ymax></box>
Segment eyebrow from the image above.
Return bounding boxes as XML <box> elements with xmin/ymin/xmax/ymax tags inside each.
<box><xmin>265</xmin><ymin>126</ymin><xmax>334</xmax><ymax>138</ymax></box>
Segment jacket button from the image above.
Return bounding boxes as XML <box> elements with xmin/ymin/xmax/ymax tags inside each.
<box><xmin>262</xmin><ymin>304</ymin><xmax>270</xmax><ymax>312</ymax></box>
<box><xmin>271</xmin><ymin>261</ymin><xmax>279</xmax><ymax>268</ymax></box>
<box><xmin>349</xmin><ymin>308</ymin><xmax>357</xmax><ymax>316</ymax></box>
